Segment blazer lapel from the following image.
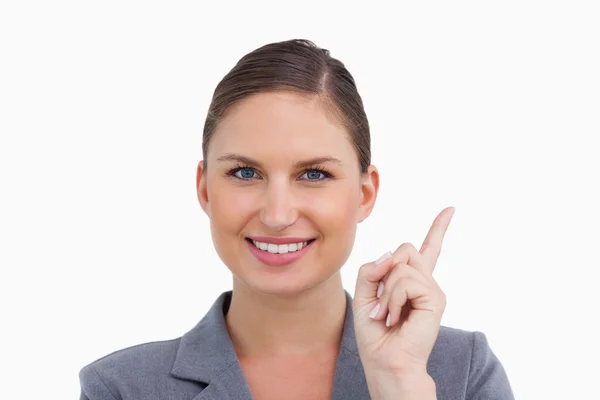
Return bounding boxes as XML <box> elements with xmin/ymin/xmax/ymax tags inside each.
<box><xmin>170</xmin><ymin>291</ymin><xmax>254</xmax><ymax>400</ymax></box>
<box><xmin>170</xmin><ymin>289</ymin><xmax>372</xmax><ymax>400</ymax></box>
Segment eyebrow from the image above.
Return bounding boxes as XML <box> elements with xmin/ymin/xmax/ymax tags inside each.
<box><xmin>216</xmin><ymin>153</ymin><xmax>342</xmax><ymax>169</ymax></box>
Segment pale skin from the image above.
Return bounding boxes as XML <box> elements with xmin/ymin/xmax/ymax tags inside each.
<box><xmin>196</xmin><ymin>90</ymin><xmax>453</xmax><ymax>400</ymax></box>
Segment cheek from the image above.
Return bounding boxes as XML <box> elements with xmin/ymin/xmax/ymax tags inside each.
<box><xmin>208</xmin><ymin>184</ymin><xmax>258</xmax><ymax>232</ymax></box>
<box><xmin>305</xmin><ymin>186</ymin><xmax>360</xmax><ymax>269</ymax></box>
<box><xmin>306</xmin><ymin>185</ymin><xmax>360</xmax><ymax>234</ymax></box>
<box><xmin>207</xmin><ymin>183</ymin><xmax>260</xmax><ymax>267</ymax></box>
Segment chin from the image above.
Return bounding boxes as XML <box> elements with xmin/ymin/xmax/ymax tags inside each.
<box><xmin>235</xmin><ymin>262</ymin><xmax>343</xmax><ymax>301</ymax></box>
<box><xmin>240</xmin><ymin>265</ymin><xmax>316</xmax><ymax>297</ymax></box>
<box><xmin>227</xmin><ymin>260</ymin><xmax>316</xmax><ymax>299</ymax></box>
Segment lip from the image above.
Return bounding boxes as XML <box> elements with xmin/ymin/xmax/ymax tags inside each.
<box><xmin>246</xmin><ymin>238</ymin><xmax>315</xmax><ymax>267</ymax></box>
<box><xmin>246</xmin><ymin>236</ymin><xmax>315</xmax><ymax>245</ymax></box>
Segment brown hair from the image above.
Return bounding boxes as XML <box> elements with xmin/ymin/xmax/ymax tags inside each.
<box><xmin>202</xmin><ymin>39</ymin><xmax>371</xmax><ymax>173</ymax></box>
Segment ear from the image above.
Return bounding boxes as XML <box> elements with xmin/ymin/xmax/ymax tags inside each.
<box><xmin>196</xmin><ymin>160</ymin><xmax>210</xmax><ymax>216</ymax></box>
<box><xmin>357</xmin><ymin>164</ymin><xmax>379</xmax><ymax>223</ymax></box>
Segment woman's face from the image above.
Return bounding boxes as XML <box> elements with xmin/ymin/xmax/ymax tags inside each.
<box><xmin>197</xmin><ymin>90</ymin><xmax>379</xmax><ymax>296</ymax></box>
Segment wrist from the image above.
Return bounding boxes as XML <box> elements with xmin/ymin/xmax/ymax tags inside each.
<box><xmin>364</xmin><ymin>370</ymin><xmax>436</xmax><ymax>400</ymax></box>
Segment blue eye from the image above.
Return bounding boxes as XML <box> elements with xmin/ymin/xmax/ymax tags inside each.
<box><xmin>302</xmin><ymin>170</ymin><xmax>328</xmax><ymax>181</ymax></box>
<box><xmin>234</xmin><ymin>168</ymin><xmax>257</xmax><ymax>180</ymax></box>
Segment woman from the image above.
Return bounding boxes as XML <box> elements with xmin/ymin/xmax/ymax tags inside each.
<box><xmin>79</xmin><ymin>39</ymin><xmax>514</xmax><ymax>399</ymax></box>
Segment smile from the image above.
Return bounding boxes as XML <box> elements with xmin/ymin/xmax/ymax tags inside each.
<box><xmin>249</xmin><ymin>239</ymin><xmax>313</xmax><ymax>254</ymax></box>
<box><xmin>245</xmin><ymin>237</ymin><xmax>316</xmax><ymax>266</ymax></box>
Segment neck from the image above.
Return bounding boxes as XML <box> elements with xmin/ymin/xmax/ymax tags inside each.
<box><xmin>225</xmin><ymin>273</ymin><xmax>347</xmax><ymax>358</ymax></box>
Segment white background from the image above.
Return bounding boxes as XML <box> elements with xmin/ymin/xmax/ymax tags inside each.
<box><xmin>1</xmin><ymin>1</ymin><xmax>599</xmax><ymax>398</ymax></box>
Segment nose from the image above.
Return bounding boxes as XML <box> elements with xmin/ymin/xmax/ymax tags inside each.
<box><xmin>259</xmin><ymin>180</ymin><xmax>299</xmax><ymax>232</ymax></box>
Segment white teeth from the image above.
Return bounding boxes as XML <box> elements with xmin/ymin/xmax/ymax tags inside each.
<box><xmin>251</xmin><ymin>240</ymin><xmax>310</xmax><ymax>254</ymax></box>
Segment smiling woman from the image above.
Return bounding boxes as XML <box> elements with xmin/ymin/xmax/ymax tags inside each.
<box><xmin>199</xmin><ymin>88</ymin><xmax>375</xmax><ymax>297</ymax></box>
<box><xmin>78</xmin><ymin>39</ymin><xmax>515</xmax><ymax>400</ymax></box>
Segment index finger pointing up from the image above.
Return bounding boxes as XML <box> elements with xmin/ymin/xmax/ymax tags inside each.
<box><xmin>419</xmin><ymin>206</ymin><xmax>456</xmax><ymax>273</ymax></box>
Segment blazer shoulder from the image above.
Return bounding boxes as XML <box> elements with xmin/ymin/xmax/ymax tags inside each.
<box><xmin>81</xmin><ymin>337</ymin><xmax>182</xmax><ymax>373</ymax></box>
<box><xmin>434</xmin><ymin>324</ymin><xmax>493</xmax><ymax>357</ymax></box>
<box><xmin>79</xmin><ymin>338</ymin><xmax>182</xmax><ymax>399</ymax></box>
<box><xmin>430</xmin><ymin>326</ymin><xmax>515</xmax><ymax>399</ymax></box>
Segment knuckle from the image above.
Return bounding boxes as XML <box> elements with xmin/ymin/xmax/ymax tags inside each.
<box><xmin>397</xmin><ymin>242</ymin><xmax>418</xmax><ymax>253</ymax></box>
<box><xmin>356</xmin><ymin>263</ymin><xmax>372</xmax><ymax>281</ymax></box>
<box><xmin>393</xmin><ymin>243</ymin><xmax>423</xmax><ymax>267</ymax></box>
<box><xmin>438</xmin><ymin>291</ymin><xmax>447</xmax><ymax>306</ymax></box>
<box><xmin>358</xmin><ymin>262</ymin><xmax>370</xmax><ymax>276</ymax></box>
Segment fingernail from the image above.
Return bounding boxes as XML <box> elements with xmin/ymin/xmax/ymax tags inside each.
<box><xmin>369</xmin><ymin>303</ymin><xmax>380</xmax><ymax>319</ymax></box>
<box><xmin>386</xmin><ymin>313</ymin><xmax>391</xmax><ymax>327</ymax></box>
<box><xmin>376</xmin><ymin>281</ymin><xmax>384</xmax><ymax>299</ymax></box>
<box><xmin>375</xmin><ymin>251</ymin><xmax>392</xmax><ymax>266</ymax></box>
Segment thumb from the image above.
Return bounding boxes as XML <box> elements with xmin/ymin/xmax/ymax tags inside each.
<box><xmin>353</xmin><ymin>251</ymin><xmax>394</xmax><ymax>308</ymax></box>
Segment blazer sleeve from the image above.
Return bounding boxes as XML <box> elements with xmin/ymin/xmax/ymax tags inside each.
<box><xmin>79</xmin><ymin>364</ymin><xmax>120</xmax><ymax>400</ymax></box>
<box><xmin>466</xmin><ymin>331</ymin><xmax>515</xmax><ymax>399</ymax></box>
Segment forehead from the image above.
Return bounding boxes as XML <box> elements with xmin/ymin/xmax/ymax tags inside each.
<box><xmin>209</xmin><ymin>91</ymin><xmax>355</xmax><ymax>161</ymax></box>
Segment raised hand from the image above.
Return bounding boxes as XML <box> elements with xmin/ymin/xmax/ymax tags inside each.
<box><xmin>353</xmin><ymin>206</ymin><xmax>455</xmax><ymax>379</ymax></box>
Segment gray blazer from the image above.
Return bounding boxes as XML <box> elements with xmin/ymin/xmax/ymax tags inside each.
<box><xmin>79</xmin><ymin>290</ymin><xmax>514</xmax><ymax>399</ymax></box>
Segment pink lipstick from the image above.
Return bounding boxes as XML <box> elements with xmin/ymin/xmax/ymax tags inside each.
<box><xmin>246</xmin><ymin>237</ymin><xmax>315</xmax><ymax>267</ymax></box>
